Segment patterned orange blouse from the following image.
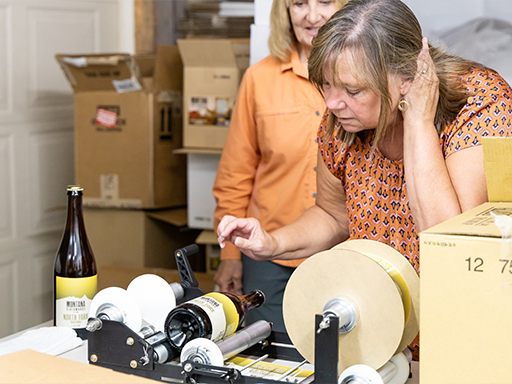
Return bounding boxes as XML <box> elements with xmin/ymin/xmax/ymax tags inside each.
<box><xmin>318</xmin><ymin>68</ymin><xmax>512</xmax><ymax>274</ymax></box>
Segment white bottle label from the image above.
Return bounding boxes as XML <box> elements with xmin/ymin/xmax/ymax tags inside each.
<box><xmin>55</xmin><ymin>275</ymin><xmax>97</xmax><ymax>329</ymax></box>
<box><xmin>55</xmin><ymin>295</ymin><xmax>92</xmax><ymax>328</ymax></box>
<box><xmin>189</xmin><ymin>295</ymin><xmax>227</xmax><ymax>342</ymax></box>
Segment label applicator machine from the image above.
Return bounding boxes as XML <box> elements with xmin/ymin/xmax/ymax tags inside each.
<box><xmin>86</xmin><ymin>241</ymin><xmax>419</xmax><ymax>383</ymax></box>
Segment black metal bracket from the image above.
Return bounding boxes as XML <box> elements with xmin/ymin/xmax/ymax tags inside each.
<box><xmin>313</xmin><ymin>314</ymin><xmax>339</xmax><ymax>384</ymax></box>
<box><xmin>182</xmin><ymin>360</ymin><xmax>241</xmax><ymax>384</ymax></box>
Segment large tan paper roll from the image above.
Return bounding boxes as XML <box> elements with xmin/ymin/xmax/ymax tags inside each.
<box><xmin>333</xmin><ymin>239</ymin><xmax>420</xmax><ymax>354</ymax></box>
<box><xmin>283</xmin><ymin>240</ymin><xmax>420</xmax><ymax>372</ymax></box>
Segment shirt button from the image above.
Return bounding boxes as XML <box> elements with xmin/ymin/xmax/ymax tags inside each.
<box><xmin>313</xmin><ymin>193</ymin><xmax>317</xmax><ymax>198</ymax></box>
<box><xmin>315</xmin><ymin>111</ymin><xmax>320</xmax><ymax>116</ymax></box>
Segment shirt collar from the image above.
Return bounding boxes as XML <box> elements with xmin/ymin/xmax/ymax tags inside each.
<box><xmin>280</xmin><ymin>44</ymin><xmax>309</xmax><ymax>79</ymax></box>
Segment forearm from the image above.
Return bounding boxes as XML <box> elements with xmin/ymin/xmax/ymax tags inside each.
<box><xmin>404</xmin><ymin>122</ymin><xmax>461</xmax><ymax>232</ymax></box>
<box><xmin>270</xmin><ymin>205</ymin><xmax>349</xmax><ymax>260</ymax></box>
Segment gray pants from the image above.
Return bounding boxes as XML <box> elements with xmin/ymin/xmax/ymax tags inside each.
<box><xmin>242</xmin><ymin>254</ymin><xmax>295</xmax><ymax>333</ymax></box>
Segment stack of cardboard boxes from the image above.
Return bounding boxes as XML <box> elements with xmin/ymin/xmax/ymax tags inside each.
<box><xmin>57</xmin><ymin>38</ymin><xmax>250</xmax><ymax>277</ymax></box>
<box><xmin>56</xmin><ymin>46</ymin><xmax>204</xmax><ymax>275</ymax></box>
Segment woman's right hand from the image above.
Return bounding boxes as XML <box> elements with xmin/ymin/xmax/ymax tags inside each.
<box><xmin>217</xmin><ymin>215</ymin><xmax>278</xmax><ymax>261</ymax></box>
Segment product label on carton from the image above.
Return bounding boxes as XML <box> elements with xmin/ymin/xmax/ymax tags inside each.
<box><xmin>92</xmin><ymin>105</ymin><xmax>125</xmax><ymax>131</ymax></box>
<box><xmin>82</xmin><ymin>174</ymin><xmax>143</xmax><ymax>208</ymax></box>
<box><xmin>96</xmin><ymin>108</ymin><xmax>117</xmax><ymax>128</ymax></box>
<box><xmin>55</xmin><ymin>275</ymin><xmax>97</xmax><ymax>329</ymax></box>
<box><xmin>188</xmin><ymin>96</ymin><xmax>233</xmax><ymax>126</ymax></box>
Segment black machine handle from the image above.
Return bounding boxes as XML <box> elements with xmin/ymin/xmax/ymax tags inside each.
<box><xmin>174</xmin><ymin>244</ymin><xmax>205</xmax><ymax>303</ymax></box>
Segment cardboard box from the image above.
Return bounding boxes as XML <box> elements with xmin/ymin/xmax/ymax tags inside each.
<box><xmin>196</xmin><ymin>230</ymin><xmax>221</xmax><ymax>274</ymax></box>
<box><xmin>56</xmin><ymin>46</ymin><xmax>186</xmax><ymax>209</ymax></box>
<box><xmin>420</xmin><ymin>137</ymin><xmax>512</xmax><ymax>383</ymax></box>
<box><xmin>83</xmin><ymin>207</ymin><xmax>205</xmax><ymax>272</ymax></box>
<box><xmin>177</xmin><ymin>38</ymin><xmax>250</xmax><ymax>149</ymax></box>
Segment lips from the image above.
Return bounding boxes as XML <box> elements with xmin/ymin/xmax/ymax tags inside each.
<box><xmin>306</xmin><ymin>26</ymin><xmax>321</xmax><ymax>36</ymax></box>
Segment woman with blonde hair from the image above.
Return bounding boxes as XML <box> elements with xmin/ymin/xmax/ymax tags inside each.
<box><xmin>213</xmin><ymin>0</ymin><xmax>347</xmax><ymax>332</ymax></box>
<box><xmin>217</xmin><ymin>0</ymin><xmax>512</xmax><ymax>357</ymax></box>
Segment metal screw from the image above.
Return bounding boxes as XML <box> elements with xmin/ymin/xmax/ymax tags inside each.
<box><xmin>130</xmin><ymin>360</ymin><xmax>138</xmax><ymax>369</ymax></box>
<box><xmin>183</xmin><ymin>362</ymin><xmax>193</xmax><ymax>372</ymax></box>
<box><xmin>90</xmin><ymin>354</ymin><xmax>98</xmax><ymax>363</ymax></box>
<box><xmin>126</xmin><ymin>337</ymin><xmax>134</xmax><ymax>346</ymax></box>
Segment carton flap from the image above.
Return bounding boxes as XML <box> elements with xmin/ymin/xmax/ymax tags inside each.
<box><xmin>483</xmin><ymin>137</ymin><xmax>512</xmax><ymax>202</ymax></box>
<box><xmin>55</xmin><ymin>53</ymin><xmax>144</xmax><ymax>93</ymax></box>
<box><xmin>421</xmin><ymin>202</ymin><xmax>512</xmax><ymax>237</ymax></box>
<box><xmin>177</xmin><ymin>39</ymin><xmax>238</xmax><ymax>68</ymax></box>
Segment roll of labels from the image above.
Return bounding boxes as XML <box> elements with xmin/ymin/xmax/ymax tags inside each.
<box><xmin>283</xmin><ymin>239</ymin><xmax>420</xmax><ymax>384</ymax></box>
<box><xmin>86</xmin><ymin>239</ymin><xmax>419</xmax><ymax>384</ymax></box>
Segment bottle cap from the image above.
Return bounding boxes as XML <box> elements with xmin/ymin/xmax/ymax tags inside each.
<box><xmin>67</xmin><ymin>185</ymin><xmax>83</xmax><ymax>192</ymax></box>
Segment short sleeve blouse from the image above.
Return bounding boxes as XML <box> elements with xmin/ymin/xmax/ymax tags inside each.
<box><xmin>317</xmin><ymin>68</ymin><xmax>512</xmax><ymax>274</ymax></box>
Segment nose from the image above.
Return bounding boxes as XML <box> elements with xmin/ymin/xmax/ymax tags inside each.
<box><xmin>324</xmin><ymin>88</ymin><xmax>347</xmax><ymax>111</ymax></box>
<box><xmin>306</xmin><ymin>3</ymin><xmax>322</xmax><ymax>24</ymax></box>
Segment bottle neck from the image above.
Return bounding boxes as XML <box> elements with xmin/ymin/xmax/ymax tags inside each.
<box><xmin>66</xmin><ymin>190</ymin><xmax>84</xmax><ymax>231</ymax></box>
<box><xmin>239</xmin><ymin>290</ymin><xmax>265</xmax><ymax>311</ymax></box>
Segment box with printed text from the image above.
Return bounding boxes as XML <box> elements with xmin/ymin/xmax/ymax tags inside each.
<box><xmin>56</xmin><ymin>46</ymin><xmax>186</xmax><ymax>209</ymax></box>
<box><xmin>177</xmin><ymin>38</ymin><xmax>249</xmax><ymax>149</ymax></box>
<box><xmin>420</xmin><ymin>137</ymin><xmax>512</xmax><ymax>383</ymax></box>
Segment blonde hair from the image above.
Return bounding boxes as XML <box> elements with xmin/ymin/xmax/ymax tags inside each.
<box><xmin>308</xmin><ymin>0</ymin><xmax>487</xmax><ymax>148</ymax></box>
<box><xmin>269</xmin><ymin>0</ymin><xmax>348</xmax><ymax>62</ymax></box>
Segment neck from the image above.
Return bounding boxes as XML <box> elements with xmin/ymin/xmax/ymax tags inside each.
<box><xmin>297</xmin><ymin>44</ymin><xmax>311</xmax><ymax>70</ymax></box>
<box><xmin>377</xmin><ymin>114</ymin><xmax>404</xmax><ymax>161</ymax></box>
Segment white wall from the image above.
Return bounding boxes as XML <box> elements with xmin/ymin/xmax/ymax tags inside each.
<box><xmin>405</xmin><ymin>0</ymin><xmax>512</xmax><ymax>83</ymax></box>
<box><xmin>251</xmin><ymin>1</ymin><xmax>512</xmax><ymax>83</ymax></box>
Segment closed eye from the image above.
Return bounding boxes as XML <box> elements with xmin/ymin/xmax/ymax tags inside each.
<box><xmin>347</xmin><ymin>89</ymin><xmax>361</xmax><ymax>96</ymax></box>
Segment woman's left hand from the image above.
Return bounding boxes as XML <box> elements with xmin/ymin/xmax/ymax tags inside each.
<box><xmin>402</xmin><ymin>37</ymin><xmax>439</xmax><ymax>127</ymax></box>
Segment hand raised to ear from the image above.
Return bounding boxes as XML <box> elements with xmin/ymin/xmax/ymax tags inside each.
<box><xmin>401</xmin><ymin>37</ymin><xmax>439</xmax><ymax>127</ymax></box>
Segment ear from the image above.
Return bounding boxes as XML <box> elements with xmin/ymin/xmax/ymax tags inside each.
<box><xmin>400</xmin><ymin>78</ymin><xmax>413</xmax><ymax>95</ymax></box>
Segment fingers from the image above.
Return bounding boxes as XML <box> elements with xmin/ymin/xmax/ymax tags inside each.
<box><xmin>217</xmin><ymin>216</ymin><xmax>258</xmax><ymax>248</ymax></box>
<box><xmin>217</xmin><ymin>215</ymin><xmax>238</xmax><ymax>248</ymax></box>
<box><xmin>416</xmin><ymin>37</ymin><xmax>433</xmax><ymax>79</ymax></box>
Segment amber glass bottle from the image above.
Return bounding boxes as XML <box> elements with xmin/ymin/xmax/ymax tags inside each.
<box><xmin>53</xmin><ymin>185</ymin><xmax>97</xmax><ymax>339</ymax></box>
<box><xmin>164</xmin><ymin>290</ymin><xmax>265</xmax><ymax>350</ymax></box>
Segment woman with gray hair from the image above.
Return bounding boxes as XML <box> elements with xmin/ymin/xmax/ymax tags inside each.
<box><xmin>213</xmin><ymin>0</ymin><xmax>347</xmax><ymax>333</ymax></box>
<box><xmin>217</xmin><ymin>0</ymin><xmax>512</xmax><ymax>357</ymax></box>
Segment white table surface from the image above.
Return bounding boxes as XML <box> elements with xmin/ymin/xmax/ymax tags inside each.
<box><xmin>0</xmin><ymin>322</ymin><xmax>419</xmax><ymax>383</ymax></box>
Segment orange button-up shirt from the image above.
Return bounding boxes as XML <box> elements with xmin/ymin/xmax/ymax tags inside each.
<box><xmin>213</xmin><ymin>47</ymin><xmax>325</xmax><ymax>267</ymax></box>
